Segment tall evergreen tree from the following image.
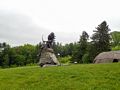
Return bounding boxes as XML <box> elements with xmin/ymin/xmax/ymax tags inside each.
<box><xmin>90</xmin><ymin>21</ymin><xmax>111</xmax><ymax>62</ymax></box>
<box><xmin>72</xmin><ymin>31</ymin><xmax>89</xmax><ymax>63</ymax></box>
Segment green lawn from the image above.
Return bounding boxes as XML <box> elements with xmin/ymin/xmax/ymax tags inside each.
<box><xmin>0</xmin><ymin>63</ymin><xmax>120</xmax><ymax>90</ymax></box>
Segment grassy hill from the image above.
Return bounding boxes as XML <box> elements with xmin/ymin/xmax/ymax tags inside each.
<box><xmin>0</xmin><ymin>63</ymin><xmax>120</xmax><ymax>90</ymax></box>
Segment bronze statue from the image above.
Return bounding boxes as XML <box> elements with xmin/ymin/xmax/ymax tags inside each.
<box><xmin>47</xmin><ymin>32</ymin><xmax>55</xmax><ymax>48</ymax></box>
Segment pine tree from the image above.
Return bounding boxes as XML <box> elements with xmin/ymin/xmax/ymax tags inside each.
<box><xmin>72</xmin><ymin>31</ymin><xmax>89</xmax><ymax>63</ymax></box>
<box><xmin>90</xmin><ymin>21</ymin><xmax>111</xmax><ymax>62</ymax></box>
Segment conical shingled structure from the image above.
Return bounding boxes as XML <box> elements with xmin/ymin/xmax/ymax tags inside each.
<box><xmin>38</xmin><ymin>48</ymin><xmax>60</xmax><ymax>67</ymax></box>
<box><xmin>94</xmin><ymin>51</ymin><xmax>120</xmax><ymax>63</ymax></box>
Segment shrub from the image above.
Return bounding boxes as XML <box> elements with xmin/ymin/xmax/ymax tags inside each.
<box><xmin>82</xmin><ymin>53</ymin><xmax>90</xmax><ymax>64</ymax></box>
<box><xmin>112</xmin><ymin>45</ymin><xmax>120</xmax><ymax>51</ymax></box>
<box><xmin>59</xmin><ymin>56</ymin><xmax>71</xmax><ymax>64</ymax></box>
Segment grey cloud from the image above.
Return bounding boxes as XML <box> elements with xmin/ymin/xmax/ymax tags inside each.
<box><xmin>1</xmin><ymin>11</ymin><xmax>119</xmax><ymax>46</ymax></box>
<box><xmin>108</xmin><ymin>18</ymin><xmax>120</xmax><ymax>31</ymax></box>
<box><xmin>0</xmin><ymin>11</ymin><xmax>50</xmax><ymax>46</ymax></box>
<box><xmin>0</xmin><ymin>11</ymin><xmax>80</xmax><ymax>46</ymax></box>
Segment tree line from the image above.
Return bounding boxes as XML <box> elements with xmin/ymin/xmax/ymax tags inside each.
<box><xmin>53</xmin><ymin>21</ymin><xmax>120</xmax><ymax>63</ymax></box>
<box><xmin>0</xmin><ymin>21</ymin><xmax>120</xmax><ymax>68</ymax></box>
<box><xmin>0</xmin><ymin>44</ymin><xmax>40</xmax><ymax>68</ymax></box>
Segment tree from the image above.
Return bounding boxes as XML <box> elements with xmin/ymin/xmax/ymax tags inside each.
<box><xmin>53</xmin><ymin>42</ymin><xmax>75</xmax><ymax>57</ymax></box>
<box><xmin>90</xmin><ymin>21</ymin><xmax>111</xmax><ymax>62</ymax></box>
<box><xmin>111</xmin><ymin>31</ymin><xmax>120</xmax><ymax>47</ymax></box>
<box><xmin>82</xmin><ymin>53</ymin><xmax>89</xmax><ymax>63</ymax></box>
<box><xmin>0</xmin><ymin>42</ymin><xmax>41</xmax><ymax>68</ymax></box>
<box><xmin>14</xmin><ymin>55</ymin><xmax>25</xmax><ymax>66</ymax></box>
<box><xmin>8</xmin><ymin>48</ymin><xmax>16</xmax><ymax>66</ymax></box>
<box><xmin>0</xmin><ymin>43</ymin><xmax>10</xmax><ymax>67</ymax></box>
<box><xmin>72</xmin><ymin>31</ymin><xmax>89</xmax><ymax>63</ymax></box>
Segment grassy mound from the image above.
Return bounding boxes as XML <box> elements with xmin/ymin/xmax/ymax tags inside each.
<box><xmin>0</xmin><ymin>63</ymin><xmax>120</xmax><ymax>90</ymax></box>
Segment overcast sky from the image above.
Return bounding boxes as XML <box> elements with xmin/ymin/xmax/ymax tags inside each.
<box><xmin>0</xmin><ymin>0</ymin><xmax>120</xmax><ymax>46</ymax></box>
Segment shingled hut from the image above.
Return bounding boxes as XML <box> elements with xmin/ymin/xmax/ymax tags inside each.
<box><xmin>94</xmin><ymin>51</ymin><xmax>120</xmax><ymax>63</ymax></box>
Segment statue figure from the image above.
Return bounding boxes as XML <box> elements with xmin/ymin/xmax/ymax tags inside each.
<box><xmin>38</xmin><ymin>32</ymin><xmax>60</xmax><ymax>67</ymax></box>
<box><xmin>47</xmin><ymin>32</ymin><xmax>55</xmax><ymax>48</ymax></box>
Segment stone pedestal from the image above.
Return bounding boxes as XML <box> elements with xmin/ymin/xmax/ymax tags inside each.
<box><xmin>38</xmin><ymin>48</ymin><xmax>60</xmax><ymax>67</ymax></box>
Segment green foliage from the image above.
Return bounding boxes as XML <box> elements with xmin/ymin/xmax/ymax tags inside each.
<box><xmin>111</xmin><ymin>31</ymin><xmax>120</xmax><ymax>47</ymax></box>
<box><xmin>2</xmin><ymin>54</ymin><xmax>9</xmax><ymax>68</ymax></box>
<box><xmin>0</xmin><ymin>43</ymin><xmax>10</xmax><ymax>67</ymax></box>
<box><xmin>58</xmin><ymin>56</ymin><xmax>71</xmax><ymax>63</ymax></box>
<box><xmin>53</xmin><ymin>42</ymin><xmax>63</xmax><ymax>56</ymax></box>
<box><xmin>72</xmin><ymin>31</ymin><xmax>89</xmax><ymax>63</ymax></box>
<box><xmin>14</xmin><ymin>55</ymin><xmax>25</xmax><ymax>66</ymax></box>
<box><xmin>0</xmin><ymin>43</ymin><xmax>38</xmax><ymax>68</ymax></box>
<box><xmin>0</xmin><ymin>63</ymin><xmax>120</xmax><ymax>90</ymax></box>
<box><xmin>112</xmin><ymin>45</ymin><xmax>120</xmax><ymax>51</ymax></box>
<box><xmin>53</xmin><ymin>42</ymin><xmax>75</xmax><ymax>57</ymax></box>
<box><xmin>71</xmin><ymin>43</ymin><xmax>80</xmax><ymax>62</ymax></box>
<box><xmin>87</xmin><ymin>43</ymin><xmax>97</xmax><ymax>63</ymax></box>
<box><xmin>91</xmin><ymin>21</ymin><xmax>111</xmax><ymax>52</ymax></box>
<box><xmin>90</xmin><ymin>21</ymin><xmax>111</xmax><ymax>62</ymax></box>
<box><xmin>82</xmin><ymin>53</ymin><xmax>90</xmax><ymax>63</ymax></box>
<box><xmin>111</xmin><ymin>31</ymin><xmax>120</xmax><ymax>51</ymax></box>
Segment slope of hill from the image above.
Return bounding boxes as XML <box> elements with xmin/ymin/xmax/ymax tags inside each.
<box><xmin>0</xmin><ymin>63</ymin><xmax>120</xmax><ymax>90</ymax></box>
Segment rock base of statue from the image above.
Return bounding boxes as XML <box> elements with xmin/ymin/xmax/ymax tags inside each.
<box><xmin>38</xmin><ymin>48</ymin><xmax>60</xmax><ymax>67</ymax></box>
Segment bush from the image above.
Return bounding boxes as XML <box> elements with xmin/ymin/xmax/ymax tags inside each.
<box><xmin>112</xmin><ymin>45</ymin><xmax>120</xmax><ymax>51</ymax></box>
<box><xmin>82</xmin><ymin>53</ymin><xmax>90</xmax><ymax>64</ymax></box>
<box><xmin>14</xmin><ymin>55</ymin><xmax>25</xmax><ymax>66</ymax></box>
<box><xmin>59</xmin><ymin>56</ymin><xmax>71</xmax><ymax>64</ymax></box>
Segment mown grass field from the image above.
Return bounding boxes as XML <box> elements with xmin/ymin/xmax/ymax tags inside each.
<box><xmin>0</xmin><ymin>63</ymin><xmax>120</xmax><ymax>90</ymax></box>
